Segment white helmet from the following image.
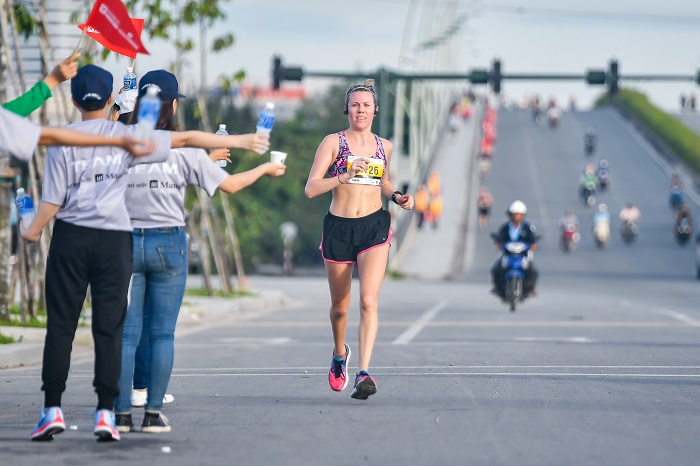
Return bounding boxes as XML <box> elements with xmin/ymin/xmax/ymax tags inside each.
<box><xmin>508</xmin><ymin>200</ymin><xmax>527</xmax><ymax>214</ymax></box>
<box><xmin>598</xmin><ymin>203</ymin><xmax>608</xmax><ymax>213</ymax></box>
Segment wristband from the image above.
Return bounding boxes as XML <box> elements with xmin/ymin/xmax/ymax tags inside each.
<box><xmin>391</xmin><ymin>191</ymin><xmax>403</xmax><ymax>205</ymax></box>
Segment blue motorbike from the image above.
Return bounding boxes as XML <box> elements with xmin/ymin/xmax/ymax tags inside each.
<box><xmin>491</xmin><ymin>235</ymin><xmax>534</xmax><ymax>312</ymax></box>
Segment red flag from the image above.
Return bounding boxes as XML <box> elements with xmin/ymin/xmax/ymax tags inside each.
<box><xmin>79</xmin><ymin>0</ymin><xmax>149</xmax><ymax>58</ymax></box>
<box><xmin>79</xmin><ymin>18</ymin><xmax>145</xmax><ymax>59</ymax></box>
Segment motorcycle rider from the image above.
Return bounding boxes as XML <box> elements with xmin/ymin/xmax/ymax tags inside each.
<box><xmin>593</xmin><ymin>203</ymin><xmax>612</xmax><ymax>225</ymax></box>
<box><xmin>584</xmin><ymin>128</ymin><xmax>596</xmax><ymax>155</ymax></box>
<box><xmin>620</xmin><ymin>203</ymin><xmax>641</xmax><ymax>224</ymax></box>
<box><xmin>669</xmin><ymin>174</ymin><xmax>684</xmax><ymax>209</ymax></box>
<box><xmin>593</xmin><ymin>203</ymin><xmax>612</xmax><ymax>244</ymax></box>
<box><xmin>559</xmin><ymin>209</ymin><xmax>579</xmax><ymax>231</ymax></box>
<box><xmin>490</xmin><ymin>200</ymin><xmax>539</xmax><ymax>298</ymax></box>
<box><xmin>580</xmin><ymin>164</ymin><xmax>598</xmax><ymax>203</ymax></box>
<box><xmin>597</xmin><ymin>159</ymin><xmax>610</xmax><ymax>189</ymax></box>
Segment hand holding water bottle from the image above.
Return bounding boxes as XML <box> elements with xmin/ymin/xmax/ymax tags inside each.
<box><xmin>16</xmin><ymin>188</ymin><xmax>38</xmax><ymax>241</ymax></box>
<box><xmin>215</xmin><ymin>124</ymin><xmax>229</xmax><ymax>167</ymax></box>
<box><xmin>255</xmin><ymin>102</ymin><xmax>275</xmax><ymax>154</ymax></box>
<box><xmin>123</xmin><ymin>67</ymin><xmax>137</xmax><ymax>91</ymax></box>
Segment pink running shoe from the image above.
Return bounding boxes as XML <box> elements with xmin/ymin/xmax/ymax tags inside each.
<box><xmin>328</xmin><ymin>344</ymin><xmax>351</xmax><ymax>391</ymax></box>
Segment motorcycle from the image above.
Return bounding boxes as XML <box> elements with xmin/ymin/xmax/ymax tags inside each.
<box><xmin>584</xmin><ymin>136</ymin><xmax>595</xmax><ymax>156</ymax></box>
<box><xmin>593</xmin><ymin>220</ymin><xmax>610</xmax><ymax>248</ymax></box>
<box><xmin>676</xmin><ymin>218</ymin><xmax>692</xmax><ymax>246</ymax></box>
<box><xmin>597</xmin><ymin>170</ymin><xmax>609</xmax><ymax>191</ymax></box>
<box><xmin>580</xmin><ymin>181</ymin><xmax>597</xmax><ymax>207</ymax></box>
<box><xmin>669</xmin><ymin>190</ymin><xmax>683</xmax><ymax>211</ymax></box>
<box><xmin>621</xmin><ymin>219</ymin><xmax>639</xmax><ymax>244</ymax></box>
<box><xmin>560</xmin><ymin>223</ymin><xmax>579</xmax><ymax>252</ymax></box>
<box><xmin>491</xmin><ymin>234</ymin><xmax>534</xmax><ymax>312</ymax></box>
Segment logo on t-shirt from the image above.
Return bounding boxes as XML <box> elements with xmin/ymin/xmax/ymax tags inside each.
<box><xmin>95</xmin><ymin>174</ymin><xmax>104</xmax><ymax>182</ymax></box>
<box><xmin>150</xmin><ymin>180</ymin><xmax>158</xmax><ymax>188</ymax></box>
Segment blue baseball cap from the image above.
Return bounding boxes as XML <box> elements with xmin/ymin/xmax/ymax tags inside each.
<box><xmin>138</xmin><ymin>70</ymin><xmax>186</xmax><ymax>101</ymax></box>
<box><xmin>71</xmin><ymin>64</ymin><xmax>113</xmax><ymax>111</ymax></box>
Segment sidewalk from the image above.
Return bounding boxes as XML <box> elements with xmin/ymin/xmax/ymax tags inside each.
<box><xmin>0</xmin><ymin>287</ymin><xmax>290</xmax><ymax>370</ymax></box>
<box><xmin>396</xmin><ymin>111</ymin><xmax>480</xmax><ymax>280</ymax></box>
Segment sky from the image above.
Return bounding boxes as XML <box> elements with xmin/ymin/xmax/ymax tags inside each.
<box><xmin>99</xmin><ymin>0</ymin><xmax>700</xmax><ymax>112</ymax></box>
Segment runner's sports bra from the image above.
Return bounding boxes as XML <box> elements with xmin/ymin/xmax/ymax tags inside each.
<box><xmin>328</xmin><ymin>131</ymin><xmax>387</xmax><ymax>178</ymax></box>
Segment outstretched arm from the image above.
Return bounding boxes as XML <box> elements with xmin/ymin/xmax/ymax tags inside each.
<box><xmin>39</xmin><ymin>128</ymin><xmax>155</xmax><ymax>156</ymax></box>
<box><xmin>218</xmin><ymin>162</ymin><xmax>286</xmax><ymax>194</ymax></box>
<box><xmin>172</xmin><ymin>132</ymin><xmax>269</xmax><ymax>153</ymax></box>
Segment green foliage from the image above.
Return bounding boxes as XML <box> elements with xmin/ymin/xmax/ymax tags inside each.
<box><xmin>0</xmin><ymin>318</ymin><xmax>46</xmax><ymax>328</ymax></box>
<box><xmin>13</xmin><ymin>4</ymin><xmax>35</xmax><ymax>40</ymax></box>
<box><xmin>597</xmin><ymin>88</ymin><xmax>700</xmax><ymax>174</ymax></box>
<box><xmin>0</xmin><ymin>332</ymin><xmax>15</xmax><ymax>344</ymax></box>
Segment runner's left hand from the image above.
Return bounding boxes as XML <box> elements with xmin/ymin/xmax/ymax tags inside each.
<box><xmin>395</xmin><ymin>193</ymin><xmax>414</xmax><ymax>210</ymax></box>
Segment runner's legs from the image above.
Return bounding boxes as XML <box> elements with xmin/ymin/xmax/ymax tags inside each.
<box><xmin>325</xmin><ymin>261</ymin><xmax>353</xmax><ymax>356</ymax></box>
<box><xmin>356</xmin><ymin>243</ymin><xmax>389</xmax><ymax>371</ymax></box>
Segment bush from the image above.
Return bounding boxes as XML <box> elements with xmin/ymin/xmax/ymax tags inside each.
<box><xmin>597</xmin><ymin>89</ymin><xmax>700</xmax><ymax>174</ymax></box>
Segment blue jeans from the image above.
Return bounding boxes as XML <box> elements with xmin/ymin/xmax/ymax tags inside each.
<box><xmin>115</xmin><ymin>227</ymin><xmax>187</xmax><ymax>413</ymax></box>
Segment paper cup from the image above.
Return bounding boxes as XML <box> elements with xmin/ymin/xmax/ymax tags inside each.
<box><xmin>270</xmin><ymin>151</ymin><xmax>287</xmax><ymax>165</ymax></box>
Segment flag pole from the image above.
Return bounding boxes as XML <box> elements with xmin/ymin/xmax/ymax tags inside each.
<box><xmin>73</xmin><ymin>30</ymin><xmax>86</xmax><ymax>55</ymax></box>
<box><xmin>131</xmin><ymin>58</ymin><xmax>136</xmax><ymax>70</ymax></box>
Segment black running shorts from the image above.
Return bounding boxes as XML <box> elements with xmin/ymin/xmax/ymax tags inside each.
<box><xmin>320</xmin><ymin>209</ymin><xmax>392</xmax><ymax>263</ymax></box>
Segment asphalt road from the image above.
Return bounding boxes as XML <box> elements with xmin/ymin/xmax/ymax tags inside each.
<box><xmin>1</xmin><ymin>108</ymin><xmax>699</xmax><ymax>465</ymax></box>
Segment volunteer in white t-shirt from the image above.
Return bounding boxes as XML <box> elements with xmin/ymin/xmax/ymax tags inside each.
<box><xmin>114</xmin><ymin>70</ymin><xmax>285</xmax><ymax>434</ymax></box>
<box><xmin>24</xmin><ymin>65</ymin><xmax>271</xmax><ymax>443</ymax></box>
<box><xmin>0</xmin><ymin>106</ymin><xmax>153</xmax><ymax>160</ymax></box>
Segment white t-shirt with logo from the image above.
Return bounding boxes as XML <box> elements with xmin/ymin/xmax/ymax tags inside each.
<box><xmin>0</xmin><ymin>107</ymin><xmax>41</xmax><ymax>161</ymax></box>
<box><xmin>42</xmin><ymin>119</ymin><xmax>171</xmax><ymax>231</ymax></box>
<box><xmin>125</xmin><ymin>147</ymin><xmax>227</xmax><ymax>228</ymax></box>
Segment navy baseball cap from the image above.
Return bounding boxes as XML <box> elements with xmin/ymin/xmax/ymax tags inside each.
<box><xmin>71</xmin><ymin>64</ymin><xmax>113</xmax><ymax>111</ymax></box>
<box><xmin>138</xmin><ymin>70</ymin><xmax>186</xmax><ymax>101</ymax></box>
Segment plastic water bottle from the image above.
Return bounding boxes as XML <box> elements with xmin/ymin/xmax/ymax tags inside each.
<box><xmin>215</xmin><ymin>124</ymin><xmax>228</xmax><ymax>168</ymax></box>
<box><xmin>15</xmin><ymin>188</ymin><xmax>35</xmax><ymax>226</ymax></box>
<box><xmin>255</xmin><ymin>102</ymin><xmax>275</xmax><ymax>154</ymax></box>
<box><xmin>135</xmin><ymin>87</ymin><xmax>161</xmax><ymax>141</ymax></box>
<box><xmin>123</xmin><ymin>67</ymin><xmax>137</xmax><ymax>91</ymax></box>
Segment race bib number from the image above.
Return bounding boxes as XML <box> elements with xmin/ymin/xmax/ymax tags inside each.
<box><xmin>346</xmin><ymin>156</ymin><xmax>384</xmax><ymax>186</ymax></box>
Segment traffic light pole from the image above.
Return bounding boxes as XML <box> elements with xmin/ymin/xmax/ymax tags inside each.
<box><xmin>272</xmin><ymin>55</ymin><xmax>700</xmax><ymax>136</ymax></box>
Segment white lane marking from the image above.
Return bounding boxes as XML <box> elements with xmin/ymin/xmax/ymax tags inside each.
<box><xmin>654</xmin><ymin>307</ymin><xmax>700</xmax><ymax>326</ymax></box>
<box><xmin>213</xmin><ymin>337</ymin><xmax>291</xmax><ymax>345</ymax></box>
<box><xmin>514</xmin><ymin>337</ymin><xmax>598</xmax><ymax>343</ymax></box>
<box><xmin>392</xmin><ymin>300</ymin><xmax>448</xmax><ymax>345</ymax></box>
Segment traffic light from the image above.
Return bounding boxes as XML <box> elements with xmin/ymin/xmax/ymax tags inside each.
<box><xmin>271</xmin><ymin>55</ymin><xmax>303</xmax><ymax>90</ymax></box>
<box><xmin>490</xmin><ymin>59</ymin><xmax>502</xmax><ymax>94</ymax></box>
<box><xmin>585</xmin><ymin>70</ymin><xmax>607</xmax><ymax>85</ymax></box>
<box><xmin>608</xmin><ymin>59</ymin><xmax>619</xmax><ymax>95</ymax></box>
<box><xmin>468</xmin><ymin>69</ymin><xmax>489</xmax><ymax>84</ymax></box>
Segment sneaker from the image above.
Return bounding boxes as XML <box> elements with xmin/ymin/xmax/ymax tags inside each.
<box><xmin>142</xmin><ymin>411</ymin><xmax>171</xmax><ymax>433</ymax></box>
<box><xmin>131</xmin><ymin>389</ymin><xmax>174</xmax><ymax>407</ymax></box>
<box><xmin>350</xmin><ymin>371</ymin><xmax>378</xmax><ymax>400</ymax></box>
<box><xmin>30</xmin><ymin>407</ymin><xmax>66</xmax><ymax>441</ymax></box>
<box><xmin>328</xmin><ymin>344</ymin><xmax>351</xmax><ymax>391</ymax></box>
<box><xmin>94</xmin><ymin>409</ymin><xmax>120</xmax><ymax>441</ymax></box>
<box><xmin>115</xmin><ymin>413</ymin><xmax>134</xmax><ymax>433</ymax></box>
